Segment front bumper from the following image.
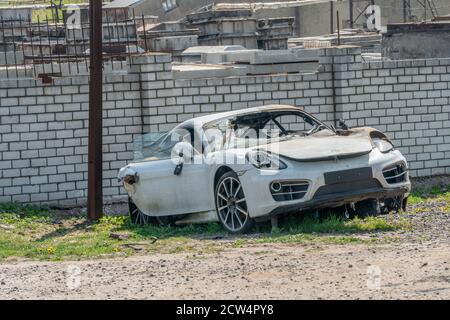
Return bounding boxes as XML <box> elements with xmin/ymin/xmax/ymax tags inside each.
<box><xmin>269</xmin><ymin>185</ymin><xmax>409</xmax><ymax>216</ymax></box>
<box><xmin>239</xmin><ymin>148</ymin><xmax>411</xmax><ymax>218</ymax></box>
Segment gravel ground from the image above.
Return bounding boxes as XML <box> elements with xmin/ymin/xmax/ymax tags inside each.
<box><xmin>1</xmin><ymin>196</ymin><xmax>449</xmax><ymax>300</ymax></box>
<box><xmin>1</xmin><ymin>243</ymin><xmax>450</xmax><ymax>300</ymax></box>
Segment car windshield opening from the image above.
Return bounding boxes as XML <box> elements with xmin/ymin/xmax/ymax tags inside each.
<box><xmin>203</xmin><ymin>110</ymin><xmax>333</xmax><ymax>151</ymax></box>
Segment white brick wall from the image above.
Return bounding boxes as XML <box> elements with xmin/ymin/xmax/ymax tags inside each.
<box><xmin>1</xmin><ymin>48</ymin><xmax>449</xmax><ymax>205</ymax></box>
<box><xmin>348</xmin><ymin>56</ymin><xmax>450</xmax><ymax>177</ymax></box>
<box><xmin>0</xmin><ymin>57</ymin><xmax>146</xmax><ymax>205</ymax></box>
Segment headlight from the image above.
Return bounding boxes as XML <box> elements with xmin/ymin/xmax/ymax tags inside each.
<box><xmin>372</xmin><ymin>138</ymin><xmax>394</xmax><ymax>153</ymax></box>
<box><xmin>246</xmin><ymin>150</ymin><xmax>287</xmax><ymax>170</ymax></box>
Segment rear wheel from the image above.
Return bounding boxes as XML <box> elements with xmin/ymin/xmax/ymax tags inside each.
<box><xmin>215</xmin><ymin>171</ymin><xmax>254</xmax><ymax>234</ymax></box>
<box><xmin>155</xmin><ymin>216</ymin><xmax>179</xmax><ymax>226</ymax></box>
<box><xmin>128</xmin><ymin>198</ymin><xmax>156</xmax><ymax>225</ymax></box>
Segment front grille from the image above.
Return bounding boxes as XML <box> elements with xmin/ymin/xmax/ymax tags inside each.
<box><xmin>314</xmin><ymin>179</ymin><xmax>382</xmax><ymax>198</ymax></box>
<box><xmin>270</xmin><ymin>180</ymin><xmax>309</xmax><ymax>202</ymax></box>
<box><xmin>383</xmin><ymin>163</ymin><xmax>407</xmax><ymax>184</ymax></box>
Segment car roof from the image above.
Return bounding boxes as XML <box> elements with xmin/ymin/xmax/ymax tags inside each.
<box><xmin>182</xmin><ymin>104</ymin><xmax>305</xmax><ymax>127</ymax></box>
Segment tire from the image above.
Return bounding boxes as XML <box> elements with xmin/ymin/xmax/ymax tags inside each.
<box><xmin>215</xmin><ymin>171</ymin><xmax>254</xmax><ymax>234</ymax></box>
<box><xmin>381</xmin><ymin>196</ymin><xmax>405</xmax><ymax>214</ymax></box>
<box><xmin>155</xmin><ymin>216</ymin><xmax>179</xmax><ymax>226</ymax></box>
<box><xmin>402</xmin><ymin>196</ymin><xmax>408</xmax><ymax>212</ymax></box>
<box><xmin>342</xmin><ymin>204</ymin><xmax>356</xmax><ymax>220</ymax></box>
<box><xmin>128</xmin><ymin>197</ymin><xmax>157</xmax><ymax>225</ymax></box>
<box><xmin>355</xmin><ymin>199</ymin><xmax>380</xmax><ymax>218</ymax></box>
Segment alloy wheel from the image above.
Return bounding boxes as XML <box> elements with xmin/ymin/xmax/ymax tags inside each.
<box><xmin>216</xmin><ymin>174</ymin><xmax>252</xmax><ymax>233</ymax></box>
<box><xmin>128</xmin><ymin>198</ymin><xmax>152</xmax><ymax>225</ymax></box>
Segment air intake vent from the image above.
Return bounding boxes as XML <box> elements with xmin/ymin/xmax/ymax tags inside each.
<box><xmin>383</xmin><ymin>163</ymin><xmax>407</xmax><ymax>184</ymax></box>
<box><xmin>314</xmin><ymin>179</ymin><xmax>382</xmax><ymax>197</ymax></box>
<box><xmin>270</xmin><ymin>180</ymin><xmax>309</xmax><ymax>202</ymax></box>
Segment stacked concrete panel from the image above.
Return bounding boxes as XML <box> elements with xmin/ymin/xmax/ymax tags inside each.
<box><xmin>257</xmin><ymin>17</ymin><xmax>295</xmax><ymax>50</ymax></box>
<box><xmin>289</xmin><ymin>30</ymin><xmax>382</xmax><ymax>53</ymax></box>
<box><xmin>139</xmin><ymin>22</ymin><xmax>199</xmax><ymax>61</ymax></box>
<box><xmin>185</xmin><ymin>9</ymin><xmax>294</xmax><ymax>50</ymax></box>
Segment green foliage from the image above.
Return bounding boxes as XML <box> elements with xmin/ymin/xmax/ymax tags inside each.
<box><xmin>409</xmin><ymin>185</ymin><xmax>450</xmax><ymax>204</ymax></box>
<box><xmin>0</xmin><ymin>200</ymin><xmax>414</xmax><ymax>261</ymax></box>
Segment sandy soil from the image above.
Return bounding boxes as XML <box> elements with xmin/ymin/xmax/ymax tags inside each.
<box><xmin>1</xmin><ymin>238</ymin><xmax>450</xmax><ymax>299</ymax></box>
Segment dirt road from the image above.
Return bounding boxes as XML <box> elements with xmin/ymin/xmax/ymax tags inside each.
<box><xmin>1</xmin><ymin>194</ymin><xmax>450</xmax><ymax>300</ymax></box>
<box><xmin>1</xmin><ymin>240</ymin><xmax>450</xmax><ymax>299</ymax></box>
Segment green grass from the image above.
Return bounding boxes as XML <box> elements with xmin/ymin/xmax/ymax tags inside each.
<box><xmin>0</xmin><ymin>201</ymin><xmax>414</xmax><ymax>261</ymax></box>
<box><xmin>241</xmin><ymin>214</ymin><xmax>410</xmax><ymax>246</ymax></box>
<box><xmin>409</xmin><ymin>185</ymin><xmax>450</xmax><ymax>205</ymax></box>
<box><xmin>32</xmin><ymin>1</ymin><xmax>88</xmax><ymax>23</ymax></box>
<box><xmin>2</xmin><ymin>183</ymin><xmax>448</xmax><ymax>261</ymax></box>
<box><xmin>0</xmin><ymin>1</ymin><xmax>89</xmax><ymax>22</ymax></box>
<box><xmin>0</xmin><ymin>202</ymin><xmax>226</xmax><ymax>261</ymax></box>
<box><xmin>278</xmin><ymin>214</ymin><xmax>408</xmax><ymax>233</ymax></box>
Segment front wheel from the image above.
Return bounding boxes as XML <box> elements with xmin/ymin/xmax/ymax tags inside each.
<box><xmin>355</xmin><ymin>199</ymin><xmax>380</xmax><ymax>218</ymax></box>
<box><xmin>215</xmin><ymin>171</ymin><xmax>254</xmax><ymax>234</ymax></box>
<box><xmin>381</xmin><ymin>196</ymin><xmax>408</xmax><ymax>214</ymax></box>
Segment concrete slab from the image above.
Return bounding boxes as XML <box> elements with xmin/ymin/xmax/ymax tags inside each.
<box><xmin>172</xmin><ymin>63</ymin><xmax>247</xmax><ymax>79</ymax></box>
<box><xmin>150</xmin><ymin>35</ymin><xmax>198</xmax><ymax>52</ymax></box>
<box><xmin>246</xmin><ymin>61</ymin><xmax>318</xmax><ymax>75</ymax></box>
<box><xmin>248</xmin><ymin>48</ymin><xmax>318</xmax><ymax>64</ymax></box>
<box><xmin>181</xmin><ymin>45</ymin><xmax>246</xmax><ymax>63</ymax></box>
<box><xmin>199</xmin><ymin>48</ymin><xmax>318</xmax><ymax>65</ymax></box>
<box><xmin>201</xmin><ymin>49</ymin><xmax>260</xmax><ymax>64</ymax></box>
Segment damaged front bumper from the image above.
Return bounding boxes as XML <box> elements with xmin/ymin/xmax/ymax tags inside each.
<box><xmin>268</xmin><ymin>185</ymin><xmax>410</xmax><ymax>217</ymax></box>
<box><xmin>240</xmin><ymin>148</ymin><xmax>411</xmax><ymax>219</ymax></box>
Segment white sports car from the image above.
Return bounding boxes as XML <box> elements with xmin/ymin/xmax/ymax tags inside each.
<box><xmin>118</xmin><ymin>105</ymin><xmax>411</xmax><ymax>233</ymax></box>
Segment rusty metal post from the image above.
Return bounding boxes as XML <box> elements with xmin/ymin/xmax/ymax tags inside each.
<box><xmin>329</xmin><ymin>1</ymin><xmax>334</xmax><ymax>34</ymax></box>
<box><xmin>403</xmin><ymin>0</ymin><xmax>409</xmax><ymax>23</ymax></box>
<box><xmin>349</xmin><ymin>0</ymin><xmax>354</xmax><ymax>29</ymax></box>
<box><xmin>141</xmin><ymin>14</ymin><xmax>148</xmax><ymax>52</ymax></box>
<box><xmin>337</xmin><ymin>10</ymin><xmax>341</xmax><ymax>45</ymax></box>
<box><xmin>28</xmin><ymin>14</ymin><xmax>37</xmax><ymax>77</ymax></box>
<box><xmin>87</xmin><ymin>0</ymin><xmax>103</xmax><ymax>221</ymax></box>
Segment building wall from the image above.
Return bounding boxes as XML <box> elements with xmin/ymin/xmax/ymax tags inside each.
<box><xmin>1</xmin><ymin>47</ymin><xmax>450</xmax><ymax>205</ymax></box>
<box><xmin>132</xmin><ymin>0</ymin><xmax>450</xmax><ymax>37</ymax></box>
<box><xmin>382</xmin><ymin>23</ymin><xmax>450</xmax><ymax>60</ymax></box>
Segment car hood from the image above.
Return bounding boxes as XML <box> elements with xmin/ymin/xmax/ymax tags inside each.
<box><xmin>261</xmin><ymin>133</ymin><xmax>374</xmax><ymax>162</ymax></box>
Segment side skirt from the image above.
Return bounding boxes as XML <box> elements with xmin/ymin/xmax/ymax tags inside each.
<box><xmin>175</xmin><ymin>211</ymin><xmax>219</xmax><ymax>225</ymax></box>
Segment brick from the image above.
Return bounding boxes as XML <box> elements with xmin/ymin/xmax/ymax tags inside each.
<box><xmin>1</xmin><ymin>97</ymin><xmax>18</xmax><ymax>106</ymax></box>
<box><xmin>44</xmin><ymin>86</ymin><xmax>62</xmax><ymax>95</ymax></box>
<box><xmin>200</xmin><ymin>87</ymin><xmax>216</xmax><ymax>95</ymax></box>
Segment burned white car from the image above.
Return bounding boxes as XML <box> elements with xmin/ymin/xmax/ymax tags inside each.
<box><xmin>118</xmin><ymin>105</ymin><xmax>411</xmax><ymax>233</ymax></box>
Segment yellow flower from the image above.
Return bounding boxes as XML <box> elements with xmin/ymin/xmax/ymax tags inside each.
<box><xmin>47</xmin><ymin>246</ymin><xmax>55</xmax><ymax>254</ymax></box>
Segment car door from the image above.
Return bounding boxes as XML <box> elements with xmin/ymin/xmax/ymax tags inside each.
<box><xmin>132</xmin><ymin>125</ymin><xmax>213</xmax><ymax>217</ymax></box>
<box><xmin>171</xmin><ymin>125</ymin><xmax>214</xmax><ymax>215</ymax></box>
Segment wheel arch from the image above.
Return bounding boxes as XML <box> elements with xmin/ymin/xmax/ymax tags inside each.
<box><xmin>213</xmin><ymin>168</ymin><xmax>255</xmax><ymax>233</ymax></box>
<box><xmin>213</xmin><ymin>166</ymin><xmax>234</xmax><ymax>190</ymax></box>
